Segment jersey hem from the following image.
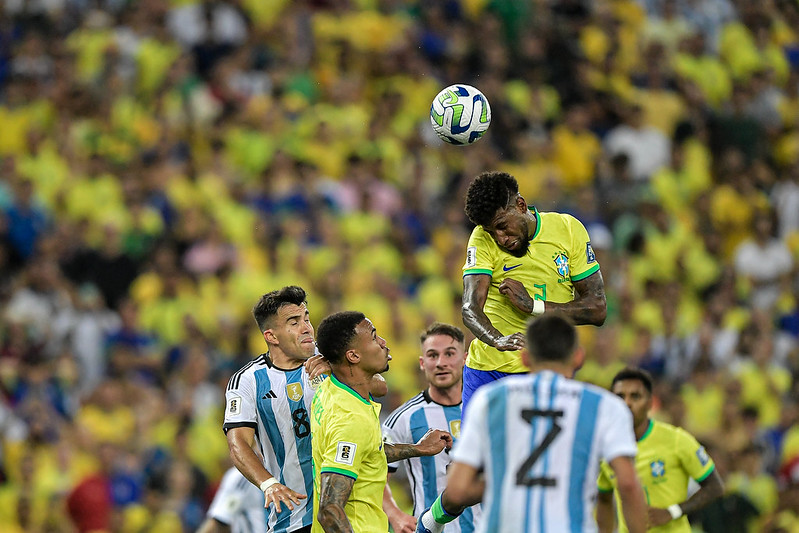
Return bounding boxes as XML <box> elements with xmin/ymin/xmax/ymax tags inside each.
<box><xmin>321</xmin><ymin>466</ymin><xmax>358</xmax><ymax>480</ymax></box>
<box><xmin>570</xmin><ymin>263</ymin><xmax>600</xmax><ymax>282</ymax></box>
<box><xmin>223</xmin><ymin>421</ymin><xmax>257</xmax><ymax>434</ymax></box>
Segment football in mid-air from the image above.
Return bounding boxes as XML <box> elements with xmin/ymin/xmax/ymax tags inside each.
<box><xmin>430</xmin><ymin>84</ymin><xmax>491</xmax><ymax>145</ymax></box>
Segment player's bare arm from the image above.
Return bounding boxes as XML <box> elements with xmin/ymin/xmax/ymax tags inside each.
<box><xmin>608</xmin><ymin>455</ymin><xmax>648</xmax><ymax>533</ymax></box>
<box><xmin>383</xmin><ymin>478</ymin><xmax>417</xmax><ymax>533</ymax></box>
<box><xmin>317</xmin><ymin>472</ymin><xmax>356</xmax><ymax>533</ymax></box>
<box><xmin>304</xmin><ymin>356</ymin><xmax>387</xmax><ymax>397</ymax></box>
<box><xmin>441</xmin><ymin>461</ymin><xmax>485</xmax><ymax>509</ymax></box>
<box><xmin>595</xmin><ymin>490</ymin><xmax>616</xmax><ymax>533</ymax></box>
<box><xmin>462</xmin><ymin>274</ymin><xmax>525</xmax><ymax>351</ymax></box>
<box><xmin>647</xmin><ymin>469</ymin><xmax>724</xmax><ymax>527</ymax></box>
<box><xmin>384</xmin><ymin>429</ymin><xmax>452</xmax><ymax>462</ymax></box>
<box><xmin>226</xmin><ymin>427</ymin><xmax>305</xmax><ymax>512</ymax></box>
<box><xmin>544</xmin><ymin>271</ymin><xmax>607</xmax><ymax>326</ymax></box>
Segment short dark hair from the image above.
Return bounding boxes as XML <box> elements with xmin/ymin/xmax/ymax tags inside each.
<box><xmin>525</xmin><ymin>315</ymin><xmax>577</xmax><ymax>362</ymax></box>
<box><xmin>420</xmin><ymin>322</ymin><xmax>464</xmax><ymax>345</ymax></box>
<box><xmin>252</xmin><ymin>286</ymin><xmax>307</xmax><ymax>333</ymax></box>
<box><xmin>464</xmin><ymin>171</ymin><xmax>519</xmax><ymax>227</ymax></box>
<box><xmin>316</xmin><ymin>311</ymin><xmax>366</xmax><ymax>365</ymax></box>
<box><xmin>611</xmin><ymin>367</ymin><xmax>653</xmax><ymax>395</ymax></box>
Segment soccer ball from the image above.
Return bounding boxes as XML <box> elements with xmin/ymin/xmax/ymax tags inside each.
<box><xmin>430</xmin><ymin>84</ymin><xmax>491</xmax><ymax>145</ymax></box>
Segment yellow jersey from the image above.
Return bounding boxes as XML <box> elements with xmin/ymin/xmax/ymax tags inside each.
<box><xmin>311</xmin><ymin>374</ymin><xmax>388</xmax><ymax>532</ymax></box>
<box><xmin>462</xmin><ymin>207</ymin><xmax>600</xmax><ymax>373</ymax></box>
<box><xmin>597</xmin><ymin>420</ymin><xmax>716</xmax><ymax>533</ymax></box>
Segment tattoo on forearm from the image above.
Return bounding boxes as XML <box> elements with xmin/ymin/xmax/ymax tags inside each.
<box><xmin>318</xmin><ymin>473</ymin><xmax>355</xmax><ymax>533</ymax></box>
<box><xmin>384</xmin><ymin>443</ymin><xmax>419</xmax><ymax>463</ymax></box>
<box><xmin>548</xmin><ymin>272</ymin><xmax>606</xmax><ymax>325</ymax></box>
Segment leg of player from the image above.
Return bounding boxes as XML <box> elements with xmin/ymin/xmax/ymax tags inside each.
<box><xmin>416</xmin><ymin>462</ymin><xmax>484</xmax><ymax>533</ymax></box>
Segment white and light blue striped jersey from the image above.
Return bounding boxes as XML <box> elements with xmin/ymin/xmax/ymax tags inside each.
<box><xmin>207</xmin><ymin>467</ymin><xmax>266</xmax><ymax>533</ymax></box>
<box><xmin>223</xmin><ymin>353</ymin><xmax>322</xmax><ymax>533</ymax></box>
<box><xmin>452</xmin><ymin>370</ymin><xmax>636</xmax><ymax>533</ymax></box>
<box><xmin>383</xmin><ymin>390</ymin><xmax>481</xmax><ymax>533</ymax></box>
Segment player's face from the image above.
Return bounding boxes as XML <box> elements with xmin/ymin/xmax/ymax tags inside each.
<box><xmin>484</xmin><ymin>205</ymin><xmax>530</xmax><ymax>258</ymax></box>
<box><xmin>353</xmin><ymin>318</ymin><xmax>392</xmax><ymax>373</ymax></box>
<box><xmin>612</xmin><ymin>379</ymin><xmax>652</xmax><ymax>427</ymax></box>
<box><xmin>269</xmin><ymin>303</ymin><xmax>315</xmax><ymax>362</ymax></box>
<box><xmin>419</xmin><ymin>334</ymin><xmax>465</xmax><ymax>391</ymax></box>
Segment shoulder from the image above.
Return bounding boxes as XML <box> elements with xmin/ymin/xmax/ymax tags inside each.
<box><xmin>467</xmin><ymin>225</ymin><xmax>495</xmax><ymax>248</ymax></box>
<box><xmin>384</xmin><ymin>392</ymin><xmax>426</xmax><ymax>429</ymax></box>
<box><xmin>226</xmin><ymin>354</ymin><xmax>269</xmax><ymax>391</ymax></box>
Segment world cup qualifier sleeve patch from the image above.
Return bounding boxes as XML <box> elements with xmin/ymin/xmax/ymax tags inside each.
<box><xmin>227</xmin><ymin>395</ymin><xmax>242</xmax><ymax>415</ymax></box>
<box><xmin>586</xmin><ymin>242</ymin><xmax>596</xmax><ymax>263</ymax></box>
<box><xmin>465</xmin><ymin>246</ymin><xmax>477</xmax><ymax>268</ymax></box>
<box><xmin>335</xmin><ymin>442</ymin><xmax>357</xmax><ymax>466</ymax></box>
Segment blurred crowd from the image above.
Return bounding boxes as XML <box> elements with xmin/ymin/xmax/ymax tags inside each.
<box><xmin>0</xmin><ymin>0</ymin><xmax>798</xmax><ymax>531</ymax></box>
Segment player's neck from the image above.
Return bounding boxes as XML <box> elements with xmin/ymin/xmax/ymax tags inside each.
<box><xmin>530</xmin><ymin>361</ymin><xmax>573</xmax><ymax>377</ymax></box>
<box><xmin>267</xmin><ymin>348</ymin><xmax>304</xmax><ymax>370</ymax></box>
<box><xmin>635</xmin><ymin>418</ymin><xmax>652</xmax><ymax>441</ymax></box>
<box><xmin>525</xmin><ymin>208</ymin><xmax>538</xmax><ymax>240</ymax></box>
<box><xmin>332</xmin><ymin>365</ymin><xmax>373</xmax><ymax>400</ymax></box>
<box><xmin>427</xmin><ymin>383</ymin><xmax>462</xmax><ymax>406</ymax></box>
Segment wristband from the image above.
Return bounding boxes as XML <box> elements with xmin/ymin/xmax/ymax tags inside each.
<box><xmin>260</xmin><ymin>478</ymin><xmax>279</xmax><ymax>493</ymax></box>
<box><xmin>667</xmin><ymin>504</ymin><xmax>683</xmax><ymax>520</ymax></box>
<box><xmin>531</xmin><ymin>299</ymin><xmax>545</xmax><ymax>316</ymax></box>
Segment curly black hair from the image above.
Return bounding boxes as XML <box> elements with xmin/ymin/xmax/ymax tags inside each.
<box><xmin>611</xmin><ymin>367</ymin><xmax>653</xmax><ymax>395</ymax></box>
<box><xmin>316</xmin><ymin>311</ymin><xmax>366</xmax><ymax>365</ymax></box>
<box><xmin>464</xmin><ymin>171</ymin><xmax>519</xmax><ymax>227</ymax></box>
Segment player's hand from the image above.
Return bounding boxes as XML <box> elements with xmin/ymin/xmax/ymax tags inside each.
<box><xmin>494</xmin><ymin>332</ymin><xmax>525</xmax><ymax>351</ymax></box>
<box><xmin>498</xmin><ymin>278</ymin><xmax>535</xmax><ymax>314</ymax></box>
<box><xmin>304</xmin><ymin>354</ymin><xmax>330</xmax><ymax>380</ymax></box>
<box><xmin>264</xmin><ymin>483</ymin><xmax>307</xmax><ymax>513</ymax></box>
<box><xmin>388</xmin><ymin>511</ymin><xmax>417</xmax><ymax>533</ymax></box>
<box><xmin>647</xmin><ymin>506</ymin><xmax>672</xmax><ymax>527</ymax></box>
<box><xmin>415</xmin><ymin>429</ymin><xmax>453</xmax><ymax>456</ymax></box>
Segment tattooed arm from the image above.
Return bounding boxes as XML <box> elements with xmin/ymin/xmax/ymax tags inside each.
<box><xmin>462</xmin><ymin>274</ymin><xmax>526</xmax><ymax>351</ymax></box>
<box><xmin>544</xmin><ymin>271</ymin><xmax>607</xmax><ymax>326</ymax></box>
<box><xmin>317</xmin><ymin>473</ymin><xmax>355</xmax><ymax>533</ymax></box>
<box><xmin>384</xmin><ymin>429</ymin><xmax>452</xmax><ymax>463</ymax></box>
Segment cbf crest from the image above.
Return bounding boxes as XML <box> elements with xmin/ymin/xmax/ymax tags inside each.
<box><xmin>553</xmin><ymin>252</ymin><xmax>570</xmax><ymax>279</ymax></box>
<box><xmin>650</xmin><ymin>460</ymin><xmax>665</xmax><ymax>479</ymax></box>
<box><xmin>286</xmin><ymin>382</ymin><xmax>304</xmax><ymax>402</ymax></box>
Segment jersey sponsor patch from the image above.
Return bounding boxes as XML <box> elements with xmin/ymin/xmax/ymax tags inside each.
<box><xmin>586</xmin><ymin>242</ymin><xmax>596</xmax><ymax>263</ymax></box>
<box><xmin>227</xmin><ymin>395</ymin><xmax>242</xmax><ymax>415</ymax></box>
<box><xmin>286</xmin><ymin>382</ymin><xmax>303</xmax><ymax>402</ymax></box>
<box><xmin>465</xmin><ymin>246</ymin><xmax>477</xmax><ymax>268</ymax></box>
<box><xmin>696</xmin><ymin>446</ymin><xmax>710</xmax><ymax>467</ymax></box>
<box><xmin>335</xmin><ymin>441</ymin><xmax>357</xmax><ymax>466</ymax></box>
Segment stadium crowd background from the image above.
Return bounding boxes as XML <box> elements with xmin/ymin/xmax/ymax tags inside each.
<box><xmin>0</xmin><ymin>0</ymin><xmax>798</xmax><ymax>531</ymax></box>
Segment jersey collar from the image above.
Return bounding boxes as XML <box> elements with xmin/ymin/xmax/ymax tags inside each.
<box><xmin>330</xmin><ymin>373</ymin><xmax>371</xmax><ymax>405</ymax></box>
<box><xmin>264</xmin><ymin>351</ymin><xmax>304</xmax><ymax>373</ymax></box>
<box><xmin>422</xmin><ymin>388</ymin><xmax>462</xmax><ymax>407</ymax></box>
<box><xmin>638</xmin><ymin>419</ymin><xmax>654</xmax><ymax>442</ymax></box>
<box><xmin>528</xmin><ymin>206</ymin><xmax>541</xmax><ymax>241</ymax></box>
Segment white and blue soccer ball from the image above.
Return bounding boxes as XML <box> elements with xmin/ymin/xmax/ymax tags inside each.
<box><xmin>430</xmin><ymin>84</ymin><xmax>491</xmax><ymax>145</ymax></box>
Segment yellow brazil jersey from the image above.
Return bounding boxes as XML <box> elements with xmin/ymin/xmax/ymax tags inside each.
<box><xmin>462</xmin><ymin>207</ymin><xmax>600</xmax><ymax>373</ymax></box>
<box><xmin>311</xmin><ymin>374</ymin><xmax>388</xmax><ymax>533</ymax></box>
<box><xmin>597</xmin><ymin>420</ymin><xmax>716</xmax><ymax>533</ymax></box>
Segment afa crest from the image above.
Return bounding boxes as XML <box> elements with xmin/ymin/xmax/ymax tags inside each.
<box><xmin>286</xmin><ymin>382</ymin><xmax>304</xmax><ymax>402</ymax></box>
<box><xmin>650</xmin><ymin>460</ymin><xmax>665</xmax><ymax>478</ymax></box>
<box><xmin>553</xmin><ymin>253</ymin><xmax>570</xmax><ymax>278</ymax></box>
<box><xmin>449</xmin><ymin>420</ymin><xmax>461</xmax><ymax>439</ymax></box>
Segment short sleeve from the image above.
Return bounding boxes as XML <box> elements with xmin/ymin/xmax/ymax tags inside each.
<box><xmin>675</xmin><ymin>428</ymin><xmax>715</xmax><ymax>482</ymax></box>
<box><xmin>319</xmin><ymin>412</ymin><xmax>374</xmax><ymax>480</ymax></box>
<box><xmin>566</xmin><ymin>215</ymin><xmax>600</xmax><ymax>282</ymax></box>
<box><xmin>223</xmin><ymin>371</ymin><xmax>258</xmax><ymax>433</ymax></box>
<box><xmin>463</xmin><ymin>228</ymin><xmax>496</xmax><ymax>277</ymax></box>
<box><xmin>597</xmin><ymin>462</ymin><xmax>614</xmax><ymax>493</ymax></box>
<box><xmin>451</xmin><ymin>387</ymin><xmax>489</xmax><ymax>468</ymax></box>
<box><xmin>596</xmin><ymin>394</ymin><xmax>637</xmax><ymax>463</ymax></box>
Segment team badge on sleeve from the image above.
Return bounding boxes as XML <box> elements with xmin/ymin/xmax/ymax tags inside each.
<box><xmin>465</xmin><ymin>246</ymin><xmax>477</xmax><ymax>268</ymax></box>
<box><xmin>227</xmin><ymin>396</ymin><xmax>242</xmax><ymax>415</ymax></box>
<box><xmin>586</xmin><ymin>242</ymin><xmax>596</xmax><ymax>263</ymax></box>
<box><xmin>335</xmin><ymin>442</ymin><xmax>357</xmax><ymax>466</ymax></box>
<box><xmin>696</xmin><ymin>446</ymin><xmax>710</xmax><ymax>467</ymax></box>
<box><xmin>286</xmin><ymin>383</ymin><xmax>304</xmax><ymax>402</ymax></box>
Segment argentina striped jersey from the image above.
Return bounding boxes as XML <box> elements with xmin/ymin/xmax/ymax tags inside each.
<box><xmin>223</xmin><ymin>353</ymin><xmax>321</xmax><ymax>533</ymax></box>
<box><xmin>207</xmin><ymin>466</ymin><xmax>266</xmax><ymax>533</ymax></box>
<box><xmin>383</xmin><ymin>390</ymin><xmax>480</xmax><ymax>533</ymax></box>
<box><xmin>452</xmin><ymin>370</ymin><xmax>636</xmax><ymax>533</ymax></box>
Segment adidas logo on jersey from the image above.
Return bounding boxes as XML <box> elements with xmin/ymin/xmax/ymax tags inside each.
<box><xmin>262</xmin><ymin>390</ymin><xmax>277</xmax><ymax>399</ymax></box>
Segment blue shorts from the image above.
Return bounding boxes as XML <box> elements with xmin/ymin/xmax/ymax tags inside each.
<box><xmin>462</xmin><ymin>366</ymin><xmax>519</xmax><ymax>420</ymax></box>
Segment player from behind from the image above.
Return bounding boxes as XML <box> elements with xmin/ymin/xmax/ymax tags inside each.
<box><xmin>198</xmin><ymin>466</ymin><xmax>266</xmax><ymax>533</ymax></box>
<box><xmin>223</xmin><ymin>286</ymin><xmax>387</xmax><ymax>533</ymax></box>
<box><xmin>461</xmin><ymin>172</ymin><xmax>607</xmax><ymax>413</ymax></box>
<box><xmin>597</xmin><ymin>368</ymin><xmax>724</xmax><ymax>532</ymax></box>
<box><xmin>417</xmin><ymin>315</ymin><xmax>647</xmax><ymax>533</ymax></box>
<box><xmin>382</xmin><ymin>323</ymin><xmax>480</xmax><ymax>533</ymax></box>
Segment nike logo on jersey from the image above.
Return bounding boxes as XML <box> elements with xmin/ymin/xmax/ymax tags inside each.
<box><xmin>503</xmin><ymin>263</ymin><xmax>522</xmax><ymax>272</ymax></box>
<box><xmin>262</xmin><ymin>390</ymin><xmax>277</xmax><ymax>399</ymax></box>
